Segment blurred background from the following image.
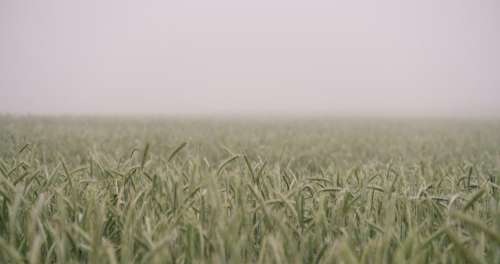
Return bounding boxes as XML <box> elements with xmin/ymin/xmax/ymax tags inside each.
<box><xmin>1</xmin><ymin>0</ymin><xmax>499</xmax><ymax>117</ymax></box>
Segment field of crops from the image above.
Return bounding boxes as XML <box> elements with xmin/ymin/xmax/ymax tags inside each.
<box><xmin>0</xmin><ymin>116</ymin><xmax>499</xmax><ymax>263</ymax></box>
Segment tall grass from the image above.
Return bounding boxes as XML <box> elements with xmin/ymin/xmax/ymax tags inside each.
<box><xmin>0</xmin><ymin>116</ymin><xmax>499</xmax><ymax>263</ymax></box>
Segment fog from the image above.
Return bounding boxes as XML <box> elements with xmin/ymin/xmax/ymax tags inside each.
<box><xmin>1</xmin><ymin>0</ymin><xmax>499</xmax><ymax>117</ymax></box>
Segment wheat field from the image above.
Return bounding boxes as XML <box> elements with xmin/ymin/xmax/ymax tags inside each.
<box><xmin>0</xmin><ymin>116</ymin><xmax>499</xmax><ymax>263</ymax></box>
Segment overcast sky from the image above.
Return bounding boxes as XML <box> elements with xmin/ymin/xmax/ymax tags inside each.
<box><xmin>1</xmin><ymin>0</ymin><xmax>499</xmax><ymax>116</ymax></box>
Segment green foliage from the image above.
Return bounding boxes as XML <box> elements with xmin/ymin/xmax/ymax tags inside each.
<box><xmin>0</xmin><ymin>116</ymin><xmax>499</xmax><ymax>263</ymax></box>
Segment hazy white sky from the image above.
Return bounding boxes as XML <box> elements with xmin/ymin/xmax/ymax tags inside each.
<box><xmin>1</xmin><ymin>0</ymin><xmax>499</xmax><ymax>116</ymax></box>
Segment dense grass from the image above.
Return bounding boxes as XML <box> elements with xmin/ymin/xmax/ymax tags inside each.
<box><xmin>0</xmin><ymin>116</ymin><xmax>499</xmax><ymax>263</ymax></box>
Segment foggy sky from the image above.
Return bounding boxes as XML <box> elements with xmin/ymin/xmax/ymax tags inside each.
<box><xmin>1</xmin><ymin>0</ymin><xmax>499</xmax><ymax>116</ymax></box>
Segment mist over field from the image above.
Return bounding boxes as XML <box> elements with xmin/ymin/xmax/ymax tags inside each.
<box><xmin>1</xmin><ymin>0</ymin><xmax>500</xmax><ymax>117</ymax></box>
<box><xmin>1</xmin><ymin>1</ymin><xmax>500</xmax><ymax>263</ymax></box>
